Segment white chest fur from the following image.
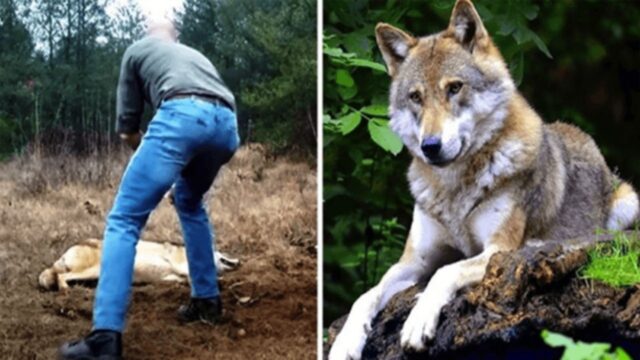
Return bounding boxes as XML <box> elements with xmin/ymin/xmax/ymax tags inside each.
<box><xmin>408</xmin><ymin>142</ymin><xmax>522</xmax><ymax>256</ymax></box>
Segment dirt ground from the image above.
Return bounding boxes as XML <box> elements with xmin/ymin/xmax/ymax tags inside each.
<box><xmin>0</xmin><ymin>144</ymin><xmax>317</xmax><ymax>359</ymax></box>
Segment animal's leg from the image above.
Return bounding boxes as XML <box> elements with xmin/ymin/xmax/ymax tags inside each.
<box><xmin>329</xmin><ymin>206</ymin><xmax>456</xmax><ymax>360</ymax></box>
<box><xmin>401</xmin><ymin>196</ymin><xmax>525</xmax><ymax>352</ymax></box>
<box><xmin>214</xmin><ymin>251</ymin><xmax>239</xmax><ymax>273</ymax></box>
<box><xmin>169</xmin><ymin>251</ymin><xmax>239</xmax><ymax>278</ymax></box>
<box><xmin>161</xmin><ymin>274</ymin><xmax>186</xmax><ymax>283</ymax></box>
<box><xmin>57</xmin><ymin>273</ymin><xmax>70</xmax><ymax>291</ymax></box>
<box><xmin>170</xmin><ymin>260</ymin><xmax>190</xmax><ymax>278</ymax></box>
<box><xmin>39</xmin><ymin>268</ymin><xmax>58</xmax><ymax>290</ymax></box>
<box><xmin>400</xmin><ymin>247</ymin><xmax>500</xmax><ymax>351</ymax></box>
<box><xmin>607</xmin><ymin>181</ymin><xmax>639</xmax><ymax>231</ymax></box>
<box><xmin>57</xmin><ymin>266</ymin><xmax>100</xmax><ymax>290</ymax></box>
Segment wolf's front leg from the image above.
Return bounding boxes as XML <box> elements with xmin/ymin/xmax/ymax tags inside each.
<box><xmin>400</xmin><ymin>247</ymin><xmax>501</xmax><ymax>351</ymax></box>
<box><xmin>401</xmin><ymin>199</ymin><xmax>525</xmax><ymax>352</ymax></box>
<box><xmin>329</xmin><ymin>206</ymin><xmax>454</xmax><ymax>360</ymax></box>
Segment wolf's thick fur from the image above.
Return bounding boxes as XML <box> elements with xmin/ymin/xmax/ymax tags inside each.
<box><xmin>39</xmin><ymin>238</ymin><xmax>239</xmax><ymax>291</ymax></box>
<box><xmin>329</xmin><ymin>1</ymin><xmax>640</xmax><ymax>358</ymax></box>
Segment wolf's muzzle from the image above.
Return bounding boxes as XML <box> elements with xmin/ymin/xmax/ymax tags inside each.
<box><xmin>421</xmin><ymin>136</ymin><xmax>442</xmax><ymax>162</ymax></box>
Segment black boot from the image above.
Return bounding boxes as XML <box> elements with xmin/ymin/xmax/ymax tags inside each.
<box><xmin>59</xmin><ymin>330</ymin><xmax>122</xmax><ymax>360</ymax></box>
<box><xmin>177</xmin><ymin>296</ymin><xmax>222</xmax><ymax>324</ymax></box>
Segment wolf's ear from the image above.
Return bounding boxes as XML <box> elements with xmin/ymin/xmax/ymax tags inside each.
<box><xmin>375</xmin><ymin>23</ymin><xmax>417</xmax><ymax>76</ymax></box>
<box><xmin>447</xmin><ymin>0</ymin><xmax>488</xmax><ymax>52</ymax></box>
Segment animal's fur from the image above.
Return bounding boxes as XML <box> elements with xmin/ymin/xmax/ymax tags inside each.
<box><xmin>39</xmin><ymin>238</ymin><xmax>239</xmax><ymax>291</ymax></box>
<box><xmin>329</xmin><ymin>1</ymin><xmax>640</xmax><ymax>358</ymax></box>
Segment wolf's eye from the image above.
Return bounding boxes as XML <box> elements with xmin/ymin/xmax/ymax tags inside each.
<box><xmin>409</xmin><ymin>91</ymin><xmax>422</xmax><ymax>104</ymax></box>
<box><xmin>447</xmin><ymin>81</ymin><xmax>463</xmax><ymax>97</ymax></box>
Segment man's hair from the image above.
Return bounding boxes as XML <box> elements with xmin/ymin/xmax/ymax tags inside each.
<box><xmin>146</xmin><ymin>17</ymin><xmax>179</xmax><ymax>41</ymax></box>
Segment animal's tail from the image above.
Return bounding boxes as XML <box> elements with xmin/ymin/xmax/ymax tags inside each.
<box><xmin>607</xmin><ymin>179</ymin><xmax>640</xmax><ymax>231</ymax></box>
<box><xmin>38</xmin><ymin>268</ymin><xmax>57</xmax><ymax>290</ymax></box>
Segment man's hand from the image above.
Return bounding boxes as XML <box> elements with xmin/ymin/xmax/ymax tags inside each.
<box><xmin>120</xmin><ymin>132</ymin><xmax>142</xmax><ymax>150</ymax></box>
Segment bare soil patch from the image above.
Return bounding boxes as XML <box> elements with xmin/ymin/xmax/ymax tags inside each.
<box><xmin>0</xmin><ymin>145</ymin><xmax>317</xmax><ymax>359</ymax></box>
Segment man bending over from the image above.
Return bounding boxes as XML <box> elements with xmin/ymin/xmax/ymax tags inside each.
<box><xmin>59</xmin><ymin>19</ymin><xmax>239</xmax><ymax>360</ymax></box>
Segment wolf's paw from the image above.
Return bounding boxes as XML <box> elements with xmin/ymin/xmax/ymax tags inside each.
<box><xmin>400</xmin><ymin>302</ymin><xmax>439</xmax><ymax>352</ymax></box>
<box><xmin>328</xmin><ymin>324</ymin><xmax>368</xmax><ymax>360</ymax></box>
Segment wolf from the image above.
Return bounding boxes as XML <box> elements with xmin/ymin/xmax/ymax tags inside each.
<box><xmin>329</xmin><ymin>0</ymin><xmax>640</xmax><ymax>358</ymax></box>
<box><xmin>39</xmin><ymin>238</ymin><xmax>239</xmax><ymax>291</ymax></box>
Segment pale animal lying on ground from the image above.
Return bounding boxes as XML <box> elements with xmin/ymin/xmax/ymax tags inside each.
<box><xmin>39</xmin><ymin>238</ymin><xmax>239</xmax><ymax>291</ymax></box>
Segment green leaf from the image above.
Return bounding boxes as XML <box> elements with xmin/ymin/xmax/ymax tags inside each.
<box><xmin>322</xmin><ymin>114</ymin><xmax>341</xmax><ymax>134</ymax></box>
<box><xmin>564</xmin><ymin>342</ymin><xmax>610</xmax><ymax>360</ymax></box>
<box><xmin>323</xmin><ymin>133</ymin><xmax>336</xmax><ymax>148</ymax></box>
<box><xmin>336</xmin><ymin>69</ymin><xmax>355</xmax><ymax>87</ymax></box>
<box><xmin>521</xmin><ymin>4</ymin><xmax>540</xmax><ymax>21</ymax></box>
<box><xmin>497</xmin><ymin>17</ymin><xmax>517</xmax><ymax>36</ymax></box>
<box><xmin>509</xmin><ymin>51</ymin><xmax>524</xmax><ymax>87</ymax></box>
<box><xmin>323</xmin><ymin>46</ymin><xmax>344</xmax><ymax>58</ymax></box>
<box><xmin>360</xmin><ymin>105</ymin><xmax>388</xmax><ymax>117</ymax></box>
<box><xmin>615</xmin><ymin>347</ymin><xmax>632</xmax><ymax>360</ymax></box>
<box><xmin>367</xmin><ymin>119</ymin><xmax>403</xmax><ymax>155</ymax></box>
<box><xmin>541</xmin><ymin>330</ymin><xmax>631</xmax><ymax>360</ymax></box>
<box><xmin>474</xmin><ymin>4</ymin><xmax>493</xmax><ymax>22</ymax></box>
<box><xmin>432</xmin><ymin>0</ymin><xmax>452</xmax><ymax>10</ymax></box>
<box><xmin>531</xmin><ymin>32</ymin><xmax>553</xmax><ymax>59</ymax></box>
<box><xmin>541</xmin><ymin>330</ymin><xmax>575</xmax><ymax>348</ymax></box>
<box><xmin>348</xmin><ymin>58</ymin><xmax>387</xmax><ymax>72</ymax></box>
<box><xmin>513</xmin><ymin>26</ymin><xmax>533</xmax><ymax>45</ymax></box>
<box><xmin>339</xmin><ymin>112</ymin><xmax>362</xmax><ymax>135</ymax></box>
<box><xmin>343</xmin><ymin>32</ymin><xmax>372</xmax><ymax>58</ymax></box>
<box><xmin>337</xmin><ymin>84</ymin><xmax>358</xmax><ymax>100</ymax></box>
<box><xmin>406</xmin><ymin>9</ymin><xmax>422</xmax><ymax>18</ymax></box>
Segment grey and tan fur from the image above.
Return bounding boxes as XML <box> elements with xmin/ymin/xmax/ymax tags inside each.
<box><xmin>329</xmin><ymin>0</ymin><xmax>640</xmax><ymax>358</ymax></box>
<box><xmin>39</xmin><ymin>238</ymin><xmax>239</xmax><ymax>291</ymax></box>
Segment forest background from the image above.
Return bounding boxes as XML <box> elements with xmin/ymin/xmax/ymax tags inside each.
<box><xmin>323</xmin><ymin>0</ymin><xmax>640</xmax><ymax>327</ymax></box>
<box><xmin>0</xmin><ymin>0</ymin><xmax>317</xmax><ymax>157</ymax></box>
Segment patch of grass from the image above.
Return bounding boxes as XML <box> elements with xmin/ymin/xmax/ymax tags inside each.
<box><xmin>578</xmin><ymin>230</ymin><xmax>640</xmax><ymax>287</ymax></box>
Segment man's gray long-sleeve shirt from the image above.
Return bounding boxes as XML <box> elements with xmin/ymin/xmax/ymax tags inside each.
<box><xmin>116</xmin><ymin>36</ymin><xmax>236</xmax><ymax>134</ymax></box>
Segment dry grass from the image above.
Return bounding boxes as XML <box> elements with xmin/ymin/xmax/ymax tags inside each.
<box><xmin>0</xmin><ymin>144</ymin><xmax>317</xmax><ymax>359</ymax></box>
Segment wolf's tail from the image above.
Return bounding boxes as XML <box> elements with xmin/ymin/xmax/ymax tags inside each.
<box><xmin>607</xmin><ymin>179</ymin><xmax>640</xmax><ymax>231</ymax></box>
<box><xmin>38</xmin><ymin>268</ymin><xmax>57</xmax><ymax>290</ymax></box>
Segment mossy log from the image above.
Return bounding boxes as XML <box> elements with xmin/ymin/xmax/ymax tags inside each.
<box><xmin>326</xmin><ymin>233</ymin><xmax>640</xmax><ymax>359</ymax></box>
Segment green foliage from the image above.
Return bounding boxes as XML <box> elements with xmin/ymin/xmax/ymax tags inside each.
<box><xmin>0</xmin><ymin>0</ymin><xmax>316</xmax><ymax>157</ymax></box>
<box><xmin>0</xmin><ymin>0</ymin><xmax>131</xmax><ymax>154</ymax></box>
<box><xmin>323</xmin><ymin>0</ymin><xmax>553</xmax><ymax>325</ymax></box>
<box><xmin>240</xmin><ymin>0</ymin><xmax>317</xmax><ymax>150</ymax></box>
<box><xmin>579</xmin><ymin>231</ymin><xmax>640</xmax><ymax>287</ymax></box>
<box><xmin>541</xmin><ymin>330</ymin><xmax>632</xmax><ymax>360</ymax></box>
<box><xmin>0</xmin><ymin>116</ymin><xmax>17</xmax><ymax>155</ymax></box>
<box><xmin>179</xmin><ymin>0</ymin><xmax>317</xmax><ymax>152</ymax></box>
<box><xmin>0</xmin><ymin>0</ymin><xmax>36</xmax><ymax>147</ymax></box>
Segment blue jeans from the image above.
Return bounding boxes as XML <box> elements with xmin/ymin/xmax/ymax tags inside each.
<box><xmin>93</xmin><ymin>98</ymin><xmax>239</xmax><ymax>332</ymax></box>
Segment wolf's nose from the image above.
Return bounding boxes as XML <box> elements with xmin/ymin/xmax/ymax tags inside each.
<box><xmin>421</xmin><ymin>137</ymin><xmax>442</xmax><ymax>160</ymax></box>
